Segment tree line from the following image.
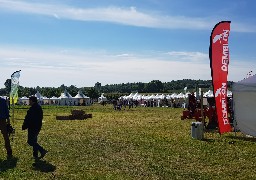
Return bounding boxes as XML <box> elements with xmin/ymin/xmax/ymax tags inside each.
<box><xmin>0</xmin><ymin>79</ymin><xmax>233</xmax><ymax>101</ymax></box>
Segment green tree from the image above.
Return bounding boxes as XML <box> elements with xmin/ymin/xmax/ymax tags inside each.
<box><xmin>145</xmin><ymin>80</ymin><xmax>164</xmax><ymax>93</ymax></box>
<box><xmin>4</xmin><ymin>79</ymin><xmax>11</xmax><ymax>95</ymax></box>
<box><xmin>86</xmin><ymin>88</ymin><xmax>100</xmax><ymax>102</ymax></box>
<box><xmin>67</xmin><ymin>85</ymin><xmax>78</xmax><ymax>97</ymax></box>
<box><xmin>94</xmin><ymin>82</ymin><xmax>101</xmax><ymax>93</ymax></box>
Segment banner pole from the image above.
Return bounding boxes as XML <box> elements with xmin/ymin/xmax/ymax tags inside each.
<box><xmin>200</xmin><ymin>89</ymin><xmax>205</xmax><ymax>126</ymax></box>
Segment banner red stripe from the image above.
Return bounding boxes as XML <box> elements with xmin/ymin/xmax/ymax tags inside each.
<box><xmin>209</xmin><ymin>21</ymin><xmax>231</xmax><ymax>134</ymax></box>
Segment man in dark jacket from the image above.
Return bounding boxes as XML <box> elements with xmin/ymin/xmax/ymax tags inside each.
<box><xmin>22</xmin><ymin>96</ymin><xmax>47</xmax><ymax>159</ymax></box>
<box><xmin>0</xmin><ymin>97</ymin><xmax>12</xmax><ymax>158</ymax></box>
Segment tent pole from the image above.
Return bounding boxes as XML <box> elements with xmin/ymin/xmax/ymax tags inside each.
<box><xmin>232</xmin><ymin>94</ymin><xmax>237</xmax><ymax>137</ymax></box>
<box><xmin>230</xmin><ymin>82</ymin><xmax>236</xmax><ymax>137</ymax></box>
<box><xmin>200</xmin><ymin>90</ymin><xmax>205</xmax><ymax>125</ymax></box>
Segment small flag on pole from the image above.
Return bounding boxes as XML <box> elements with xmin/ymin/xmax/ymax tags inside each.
<box><xmin>10</xmin><ymin>70</ymin><xmax>21</xmax><ymax>105</ymax></box>
<box><xmin>245</xmin><ymin>71</ymin><xmax>253</xmax><ymax>79</ymax></box>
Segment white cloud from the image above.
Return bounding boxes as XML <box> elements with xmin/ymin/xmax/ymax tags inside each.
<box><xmin>115</xmin><ymin>53</ymin><xmax>134</xmax><ymax>57</ymax></box>
<box><xmin>166</xmin><ymin>51</ymin><xmax>209</xmax><ymax>62</ymax></box>
<box><xmin>0</xmin><ymin>45</ymin><xmax>254</xmax><ymax>88</ymax></box>
<box><xmin>0</xmin><ymin>0</ymin><xmax>255</xmax><ymax>32</ymax></box>
<box><xmin>53</xmin><ymin>13</ymin><xmax>60</xmax><ymax>19</ymax></box>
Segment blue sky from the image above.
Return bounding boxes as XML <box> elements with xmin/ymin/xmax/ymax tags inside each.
<box><xmin>1</xmin><ymin>0</ymin><xmax>256</xmax><ymax>88</ymax></box>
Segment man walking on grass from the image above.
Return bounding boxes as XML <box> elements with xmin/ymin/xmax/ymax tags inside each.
<box><xmin>22</xmin><ymin>96</ymin><xmax>47</xmax><ymax>159</ymax></box>
<box><xmin>0</xmin><ymin>97</ymin><xmax>13</xmax><ymax>159</ymax></box>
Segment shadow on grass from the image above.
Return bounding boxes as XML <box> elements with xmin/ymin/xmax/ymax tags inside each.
<box><xmin>0</xmin><ymin>156</ymin><xmax>18</xmax><ymax>172</ymax></box>
<box><xmin>201</xmin><ymin>129</ymin><xmax>220</xmax><ymax>143</ymax></box>
<box><xmin>32</xmin><ymin>159</ymin><xmax>56</xmax><ymax>172</ymax></box>
<box><xmin>201</xmin><ymin>138</ymin><xmax>216</xmax><ymax>143</ymax></box>
<box><xmin>226</xmin><ymin>135</ymin><xmax>256</xmax><ymax>142</ymax></box>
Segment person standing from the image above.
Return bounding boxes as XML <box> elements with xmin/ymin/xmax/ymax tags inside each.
<box><xmin>0</xmin><ymin>97</ymin><xmax>13</xmax><ymax>158</ymax></box>
<box><xmin>22</xmin><ymin>96</ymin><xmax>47</xmax><ymax>159</ymax></box>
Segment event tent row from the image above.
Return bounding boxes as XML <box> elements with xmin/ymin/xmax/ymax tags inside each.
<box><xmin>118</xmin><ymin>90</ymin><xmax>232</xmax><ymax>101</ymax></box>
<box><xmin>19</xmin><ymin>90</ymin><xmax>91</xmax><ymax>106</ymax></box>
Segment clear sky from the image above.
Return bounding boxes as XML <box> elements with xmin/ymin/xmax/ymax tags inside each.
<box><xmin>1</xmin><ymin>0</ymin><xmax>256</xmax><ymax>88</ymax></box>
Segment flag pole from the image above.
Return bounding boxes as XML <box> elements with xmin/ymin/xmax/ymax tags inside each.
<box><xmin>10</xmin><ymin>97</ymin><xmax>15</xmax><ymax>141</ymax></box>
<box><xmin>10</xmin><ymin>70</ymin><xmax>21</xmax><ymax>130</ymax></box>
<box><xmin>11</xmin><ymin>97</ymin><xmax>15</xmax><ymax>125</ymax></box>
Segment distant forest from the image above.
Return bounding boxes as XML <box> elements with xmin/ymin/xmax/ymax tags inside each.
<box><xmin>0</xmin><ymin>79</ymin><xmax>233</xmax><ymax>100</ymax></box>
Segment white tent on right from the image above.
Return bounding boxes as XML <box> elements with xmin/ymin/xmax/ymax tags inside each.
<box><xmin>232</xmin><ymin>75</ymin><xmax>256</xmax><ymax>137</ymax></box>
<box><xmin>98</xmin><ymin>93</ymin><xmax>107</xmax><ymax>103</ymax></box>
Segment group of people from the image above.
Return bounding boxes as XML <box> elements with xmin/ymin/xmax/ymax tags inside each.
<box><xmin>0</xmin><ymin>96</ymin><xmax>47</xmax><ymax>160</ymax></box>
<box><xmin>112</xmin><ymin>98</ymin><xmax>185</xmax><ymax>110</ymax></box>
<box><xmin>112</xmin><ymin>99</ymin><xmax>139</xmax><ymax>110</ymax></box>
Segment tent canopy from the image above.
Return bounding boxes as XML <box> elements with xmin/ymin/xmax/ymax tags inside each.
<box><xmin>233</xmin><ymin>75</ymin><xmax>256</xmax><ymax>137</ymax></box>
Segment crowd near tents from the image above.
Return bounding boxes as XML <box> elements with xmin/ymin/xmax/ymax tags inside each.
<box><xmin>119</xmin><ymin>90</ymin><xmax>232</xmax><ymax>100</ymax></box>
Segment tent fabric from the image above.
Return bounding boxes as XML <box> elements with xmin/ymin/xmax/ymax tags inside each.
<box><xmin>59</xmin><ymin>89</ymin><xmax>72</xmax><ymax>98</ymax></box>
<box><xmin>233</xmin><ymin>75</ymin><xmax>256</xmax><ymax>137</ymax></box>
<box><xmin>35</xmin><ymin>91</ymin><xmax>43</xmax><ymax>99</ymax></box>
<box><xmin>98</xmin><ymin>93</ymin><xmax>107</xmax><ymax>102</ymax></box>
<box><xmin>75</xmin><ymin>90</ymin><xmax>89</xmax><ymax>99</ymax></box>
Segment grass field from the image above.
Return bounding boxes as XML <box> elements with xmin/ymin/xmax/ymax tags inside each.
<box><xmin>0</xmin><ymin>104</ymin><xmax>255</xmax><ymax>180</ymax></box>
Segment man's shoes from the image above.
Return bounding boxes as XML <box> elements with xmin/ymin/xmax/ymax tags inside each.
<box><xmin>33</xmin><ymin>151</ymin><xmax>38</xmax><ymax>159</ymax></box>
<box><xmin>7</xmin><ymin>151</ymin><xmax>13</xmax><ymax>160</ymax></box>
<box><xmin>7</xmin><ymin>154</ymin><xmax>13</xmax><ymax>160</ymax></box>
<box><xmin>39</xmin><ymin>150</ymin><xmax>48</xmax><ymax>159</ymax></box>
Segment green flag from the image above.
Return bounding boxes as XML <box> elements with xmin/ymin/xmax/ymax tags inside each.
<box><xmin>10</xmin><ymin>70</ymin><xmax>21</xmax><ymax>104</ymax></box>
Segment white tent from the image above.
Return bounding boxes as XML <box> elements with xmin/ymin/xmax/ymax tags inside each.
<box><xmin>59</xmin><ymin>89</ymin><xmax>73</xmax><ymax>105</ymax></box>
<box><xmin>98</xmin><ymin>93</ymin><xmax>107</xmax><ymax>103</ymax></box>
<box><xmin>50</xmin><ymin>96</ymin><xmax>60</xmax><ymax>105</ymax></box>
<box><xmin>19</xmin><ymin>96</ymin><xmax>29</xmax><ymax>105</ymax></box>
<box><xmin>35</xmin><ymin>91</ymin><xmax>44</xmax><ymax>104</ymax></box>
<box><xmin>75</xmin><ymin>90</ymin><xmax>91</xmax><ymax>105</ymax></box>
<box><xmin>232</xmin><ymin>75</ymin><xmax>256</xmax><ymax>137</ymax></box>
<box><xmin>35</xmin><ymin>91</ymin><xmax>43</xmax><ymax>100</ymax></box>
<box><xmin>203</xmin><ymin>90</ymin><xmax>214</xmax><ymax>97</ymax></box>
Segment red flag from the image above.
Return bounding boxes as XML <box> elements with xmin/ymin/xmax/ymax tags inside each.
<box><xmin>209</xmin><ymin>21</ymin><xmax>231</xmax><ymax>134</ymax></box>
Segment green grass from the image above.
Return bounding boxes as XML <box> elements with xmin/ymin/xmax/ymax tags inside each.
<box><xmin>0</xmin><ymin>104</ymin><xmax>255</xmax><ymax>179</ymax></box>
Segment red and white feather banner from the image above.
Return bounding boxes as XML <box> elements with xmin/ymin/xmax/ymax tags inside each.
<box><xmin>209</xmin><ymin>21</ymin><xmax>231</xmax><ymax>134</ymax></box>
